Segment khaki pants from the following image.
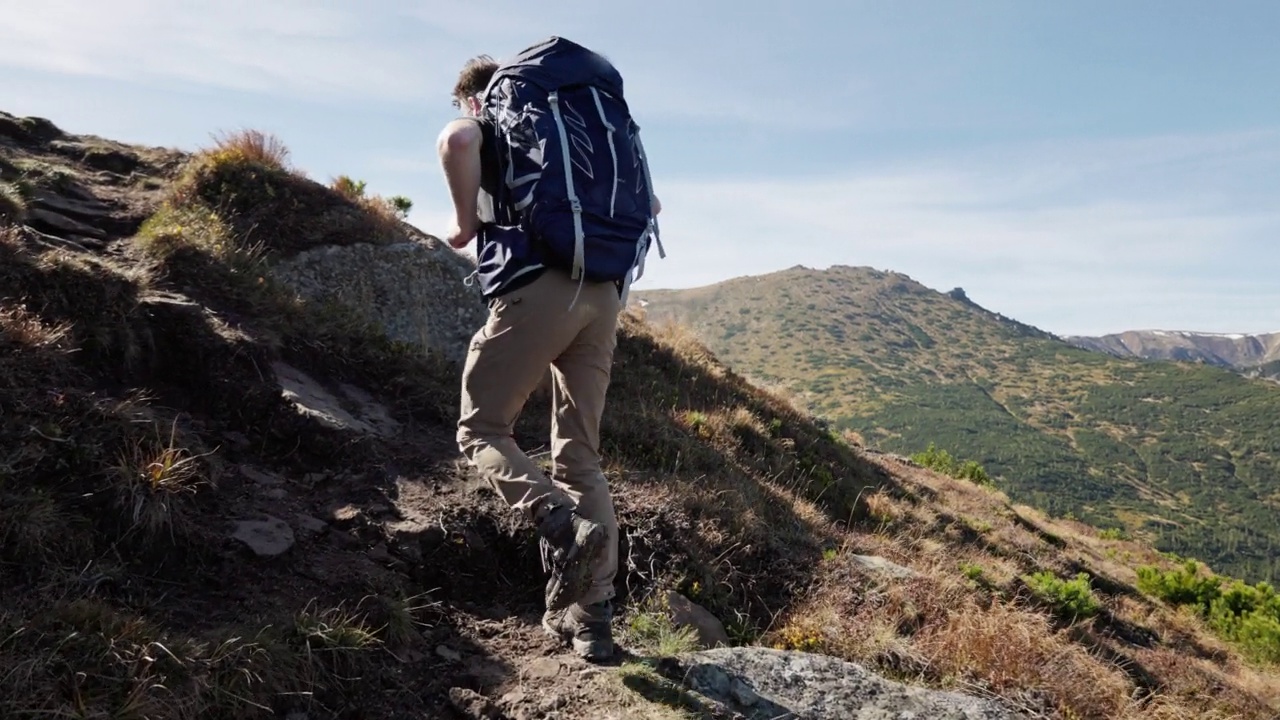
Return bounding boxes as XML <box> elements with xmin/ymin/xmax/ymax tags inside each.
<box><xmin>457</xmin><ymin>267</ymin><xmax>622</xmax><ymax>607</ymax></box>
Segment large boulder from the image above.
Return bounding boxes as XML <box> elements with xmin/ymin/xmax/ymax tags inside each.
<box><xmin>271</xmin><ymin>228</ymin><xmax>486</xmax><ymax>364</ymax></box>
<box><xmin>666</xmin><ymin>647</ymin><xmax>1026</xmax><ymax>720</ymax></box>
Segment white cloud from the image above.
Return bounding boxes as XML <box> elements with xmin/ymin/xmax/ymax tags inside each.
<box><xmin>0</xmin><ymin>0</ymin><xmax>863</xmax><ymax>128</ymax></box>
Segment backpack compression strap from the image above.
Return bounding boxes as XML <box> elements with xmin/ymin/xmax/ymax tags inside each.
<box><xmin>547</xmin><ymin>90</ymin><xmax>587</xmax><ymax>281</ymax></box>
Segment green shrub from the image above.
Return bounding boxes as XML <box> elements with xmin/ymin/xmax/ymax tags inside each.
<box><xmin>912</xmin><ymin>443</ymin><xmax>994</xmax><ymax>486</ymax></box>
<box><xmin>1023</xmin><ymin>571</ymin><xmax>1100</xmax><ymax>620</ymax></box>
<box><xmin>1137</xmin><ymin>562</ymin><xmax>1280</xmax><ymax>664</ymax></box>
<box><xmin>1135</xmin><ymin>560</ymin><xmax>1222</xmax><ymax>607</ymax></box>
<box><xmin>388</xmin><ymin>195</ymin><xmax>413</xmax><ymax>218</ymax></box>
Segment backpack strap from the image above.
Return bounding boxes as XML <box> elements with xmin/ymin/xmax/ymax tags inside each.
<box><xmin>632</xmin><ymin>128</ymin><xmax>666</xmax><ymax>277</ymax></box>
<box><xmin>547</xmin><ymin>90</ymin><xmax>587</xmax><ymax>282</ymax></box>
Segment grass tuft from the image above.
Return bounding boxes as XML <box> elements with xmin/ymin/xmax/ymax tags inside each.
<box><xmin>622</xmin><ymin>595</ymin><xmax>701</xmax><ymax>658</ymax></box>
<box><xmin>207</xmin><ymin>129</ymin><xmax>292</xmax><ymax>170</ymax></box>
<box><xmin>110</xmin><ymin>417</ymin><xmax>211</xmax><ymax>539</ymax></box>
<box><xmin>0</xmin><ymin>182</ymin><xmax>28</xmax><ymax>225</ymax></box>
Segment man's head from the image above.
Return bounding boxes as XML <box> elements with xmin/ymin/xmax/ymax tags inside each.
<box><xmin>452</xmin><ymin>55</ymin><xmax>499</xmax><ymax>117</ymax></box>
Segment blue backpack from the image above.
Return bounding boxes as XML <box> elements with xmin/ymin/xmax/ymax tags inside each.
<box><xmin>475</xmin><ymin>37</ymin><xmax>664</xmax><ymax>299</ymax></box>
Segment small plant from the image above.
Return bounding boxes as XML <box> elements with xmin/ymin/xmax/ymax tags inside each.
<box><xmin>624</xmin><ymin>598</ymin><xmax>700</xmax><ymax>658</ymax></box>
<box><xmin>1098</xmin><ymin>527</ymin><xmax>1127</xmax><ymax>541</ymax></box>
<box><xmin>331</xmin><ymin>175</ymin><xmax>367</xmax><ymax>199</ymax></box>
<box><xmin>682</xmin><ymin>410</ymin><xmax>711</xmax><ymax>438</ymax></box>
<box><xmin>773</xmin><ymin>622</ymin><xmax>823</xmax><ymax>652</ymax></box>
<box><xmin>388</xmin><ymin>195</ymin><xmax>413</xmax><ymax>218</ymax></box>
<box><xmin>823</xmin><ymin>547</ymin><xmax>839</xmax><ymax>562</ymax></box>
<box><xmin>912</xmin><ymin>443</ymin><xmax>994</xmax><ymax>486</ymax></box>
<box><xmin>374</xmin><ymin>591</ymin><xmax>438</xmax><ymax>648</ymax></box>
<box><xmin>294</xmin><ymin>600</ymin><xmax>380</xmax><ymax>652</ymax></box>
<box><xmin>767</xmin><ymin>418</ymin><xmax>784</xmax><ymax>437</ymax></box>
<box><xmin>956</xmin><ymin>459</ymin><xmax>993</xmax><ymax>486</ymax></box>
<box><xmin>111</xmin><ymin>418</ymin><xmax>210</xmax><ymax>537</ymax></box>
<box><xmin>961</xmin><ymin>562</ymin><xmax>986</xmax><ymax>582</ymax></box>
<box><xmin>1023</xmin><ymin>571</ymin><xmax>1100</xmax><ymax>620</ymax></box>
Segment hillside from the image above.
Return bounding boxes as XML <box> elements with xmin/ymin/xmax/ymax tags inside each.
<box><xmin>1067</xmin><ymin>330</ymin><xmax>1280</xmax><ymax>381</ymax></box>
<box><xmin>4</xmin><ymin>111</ymin><xmax>1280</xmax><ymax>719</ymax></box>
<box><xmin>635</xmin><ymin>266</ymin><xmax>1280</xmax><ymax>583</ymax></box>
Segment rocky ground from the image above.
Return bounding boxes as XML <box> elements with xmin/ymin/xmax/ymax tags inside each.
<box><xmin>3</xmin><ymin>110</ymin><xmax>1278</xmax><ymax>720</ymax></box>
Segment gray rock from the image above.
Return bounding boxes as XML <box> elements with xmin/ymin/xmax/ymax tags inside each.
<box><xmin>295</xmin><ymin>515</ymin><xmax>329</xmax><ymax>534</ymax></box>
<box><xmin>232</xmin><ymin>516</ymin><xmax>295</xmax><ymax>556</ymax></box>
<box><xmin>850</xmin><ymin>554</ymin><xmax>919</xmax><ymax>580</ymax></box>
<box><xmin>666</xmin><ymin>591</ymin><xmax>731</xmax><ymax>649</ymax></box>
<box><xmin>27</xmin><ymin>207</ymin><xmax>107</xmax><ymax>238</ymax></box>
<box><xmin>272</xmin><ymin>361</ymin><xmax>400</xmax><ymax>437</ymax></box>
<box><xmin>668</xmin><ymin>647</ymin><xmax>1026</xmax><ymax>720</ymax></box>
<box><xmin>269</xmin><ymin>233</ymin><xmax>486</xmax><ymax>364</ymax></box>
<box><xmin>239</xmin><ymin>466</ymin><xmax>284</xmax><ymax>486</ymax></box>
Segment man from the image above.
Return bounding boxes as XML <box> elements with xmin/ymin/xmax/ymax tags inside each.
<box><xmin>436</xmin><ymin>48</ymin><xmax>661</xmax><ymax>662</ymax></box>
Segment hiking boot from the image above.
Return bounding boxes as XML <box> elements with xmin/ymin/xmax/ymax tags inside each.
<box><xmin>534</xmin><ymin>502</ymin><xmax>607</xmax><ymax>612</ymax></box>
<box><xmin>542</xmin><ymin>600</ymin><xmax>614</xmax><ymax>662</ymax></box>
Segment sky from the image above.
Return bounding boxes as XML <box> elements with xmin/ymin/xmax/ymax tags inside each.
<box><xmin>2</xmin><ymin>0</ymin><xmax>1277</xmax><ymax>337</ymax></box>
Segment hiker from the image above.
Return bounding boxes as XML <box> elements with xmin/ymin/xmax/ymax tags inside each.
<box><xmin>436</xmin><ymin>37</ymin><xmax>664</xmax><ymax>662</ymax></box>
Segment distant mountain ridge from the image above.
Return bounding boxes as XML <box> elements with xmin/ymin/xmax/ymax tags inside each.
<box><xmin>635</xmin><ymin>264</ymin><xmax>1280</xmax><ymax>583</ymax></box>
<box><xmin>1067</xmin><ymin>330</ymin><xmax>1280</xmax><ymax>379</ymax></box>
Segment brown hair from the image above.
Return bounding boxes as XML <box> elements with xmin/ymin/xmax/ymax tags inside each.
<box><xmin>452</xmin><ymin>55</ymin><xmax>499</xmax><ymax>107</ymax></box>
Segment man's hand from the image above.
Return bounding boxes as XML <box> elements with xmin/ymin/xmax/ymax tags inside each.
<box><xmin>445</xmin><ymin>217</ymin><xmax>479</xmax><ymax>249</ymax></box>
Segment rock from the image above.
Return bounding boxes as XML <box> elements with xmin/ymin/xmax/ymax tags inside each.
<box><xmin>82</xmin><ymin>147</ymin><xmax>140</xmax><ymax>175</ymax></box>
<box><xmin>666</xmin><ymin>591</ymin><xmax>731</xmax><ymax>649</ymax></box>
<box><xmin>26</xmin><ymin>207</ymin><xmax>107</xmax><ymax>239</ymax></box>
<box><xmin>270</xmin><ymin>235</ymin><xmax>486</xmax><ymax>364</ymax></box>
<box><xmin>329</xmin><ymin>503</ymin><xmax>362</xmax><ymax>526</ymax></box>
<box><xmin>272</xmin><ymin>361</ymin><xmax>400</xmax><ymax>437</ymax></box>
<box><xmin>667</xmin><ymin>647</ymin><xmax>1026</xmax><ymax>720</ymax></box>
<box><xmin>436</xmin><ymin>644</ymin><xmax>462</xmax><ymax>662</ymax></box>
<box><xmin>0</xmin><ymin>113</ymin><xmax>62</xmax><ymax>142</ymax></box>
<box><xmin>28</xmin><ymin>189</ymin><xmax>112</xmax><ymax>221</ymax></box>
<box><xmin>850</xmin><ymin>554</ymin><xmax>919</xmax><ymax>580</ymax></box>
<box><xmin>232</xmin><ymin>517</ymin><xmax>295</xmax><ymax>556</ymax></box>
<box><xmin>222</xmin><ymin>431</ymin><xmax>251</xmax><ymax>449</ymax></box>
<box><xmin>447</xmin><ymin>687</ymin><xmax>502</xmax><ymax>720</ymax></box>
<box><xmin>295</xmin><ymin>515</ymin><xmax>329</xmax><ymax>534</ymax></box>
<box><xmin>539</xmin><ymin>694</ymin><xmax>567</xmax><ymax>712</ymax></box>
<box><xmin>239</xmin><ymin>466</ymin><xmax>284</xmax><ymax>486</ymax></box>
<box><xmin>526</xmin><ymin>657</ymin><xmax>563</xmax><ymax>679</ymax></box>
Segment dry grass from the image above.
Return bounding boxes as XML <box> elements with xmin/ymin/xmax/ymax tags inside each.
<box><xmin>207</xmin><ymin>128</ymin><xmax>292</xmax><ymax>170</ymax></box>
<box><xmin>111</xmin><ymin>416</ymin><xmax>212</xmax><ymax>539</ymax></box>
<box><xmin>0</xmin><ymin>181</ymin><xmax>27</xmax><ymax>225</ymax></box>
<box><xmin>0</xmin><ymin>596</ymin><xmax>388</xmax><ymax>719</ymax></box>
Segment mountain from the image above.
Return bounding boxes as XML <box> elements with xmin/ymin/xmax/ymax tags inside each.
<box><xmin>634</xmin><ymin>265</ymin><xmax>1280</xmax><ymax>583</ymax></box>
<box><xmin>5</xmin><ymin>110</ymin><xmax>1280</xmax><ymax>719</ymax></box>
<box><xmin>1067</xmin><ymin>330</ymin><xmax>1280</xmax><ymax>381</ymax></box>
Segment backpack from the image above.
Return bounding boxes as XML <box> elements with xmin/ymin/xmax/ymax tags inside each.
<box><xmin>476</xmin><ymin>36</ymin><xmax>664</xmax><ymax>299</ymax></box>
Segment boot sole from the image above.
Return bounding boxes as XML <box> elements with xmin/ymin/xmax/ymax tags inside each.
<box><xmin>544</xmin><ymin>523</ymin><xmax>607</xmax><ymax>612</ymax></box>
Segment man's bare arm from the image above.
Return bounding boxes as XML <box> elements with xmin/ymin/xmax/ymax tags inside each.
<box><xmin>437</xmin><ymin>118</ymin><xmax>483</xmax><ymax>249</ymax></box>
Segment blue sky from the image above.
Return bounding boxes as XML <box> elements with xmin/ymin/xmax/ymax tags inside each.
<box><xmin>2</xmin><ymin>0</ymin><xmax>1277</xmax><ymax>336</ymax></box>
